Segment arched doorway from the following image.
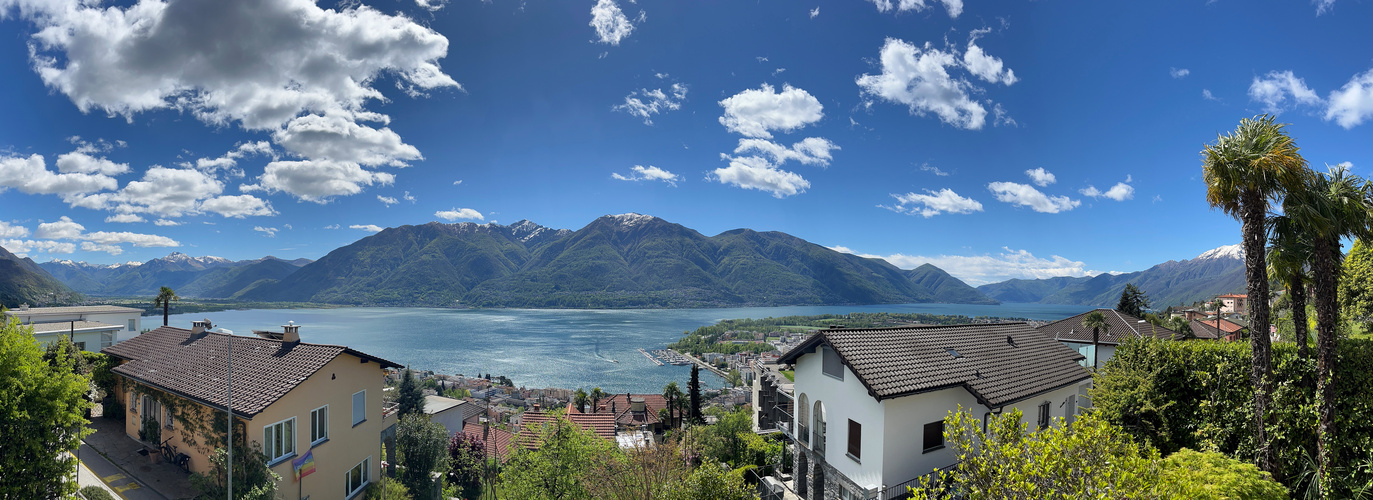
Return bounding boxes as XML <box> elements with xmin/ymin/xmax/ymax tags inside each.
<box><xmin>796</xmin><ymin>450</ymin><xmax>809</xmax><ymax>498</ymax></box>
<box><xmin>813</xmin><ymin>400</ymin><xmax>826</xmax><ymax>456</ymax></box>
<box><xmin>812</xmin><ymin>462</ymin><xmax>825</xmax><ymax>500</ymax></box>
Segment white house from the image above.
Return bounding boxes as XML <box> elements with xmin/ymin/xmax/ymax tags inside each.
<box><xmin>5</xmin><ymin>304</ymin><xmax>144</xmax><ymax>352</ymax></box>
<box><xmin>424</xmin><ymin>395</ymin><xmax>484</xmax><ymax>436</ymax></box>
<box><xmin>777</xmin><ymin>323</ymin><xmax>1093</xmax><ymax>500</ymax></box>
<box><xmin>1035</xmin><ymin>309</ymin><xmax>1182</xmax><ymax>369</ymax></box>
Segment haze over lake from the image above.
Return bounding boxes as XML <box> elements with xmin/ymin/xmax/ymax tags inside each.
<box><xmin>168</xmin><ymin>302</ymin><xmax>1089</xmax><ymax>393</ymax></box>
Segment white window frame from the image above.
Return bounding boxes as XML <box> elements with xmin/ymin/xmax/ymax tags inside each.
<box><xmin>127</xmin><ymin>319</ymin><xmax>136</xmax><ymax>331</ymax></box>
<box><xmin>345</xmin><ymin>456</ymin><xmax>371</xmax><ymax>498</ymax></box>
<box><xmin>310</xmin><ymin>405</ymin><xmax>329</xmax><ymax>445</ymax></box>
<box><xmin>263</xmin><ymin>417</ymin><xmax>297</xmax><ymax>465</ymax></box>
<box><xmin>100</xmin><ymin>332</ymin><xmax>114</xmax><ymax>349</ymax></box>
<box><xmin>352</xmin><ymin>390</ymin><xmax>366</xmax><ymax>426</ymax></box>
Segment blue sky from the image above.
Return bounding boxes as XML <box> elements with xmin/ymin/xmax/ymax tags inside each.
<box><xmin>1</xmin><ymin>0</ymin><xmax>1371</xmax><ymax>285</ymax></box>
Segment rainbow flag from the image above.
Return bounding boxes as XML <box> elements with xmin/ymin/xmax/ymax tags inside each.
<box><xmin>292</xmin><ymin>450</ymin><xmax>315</xmax><ymax>480</ymax></box>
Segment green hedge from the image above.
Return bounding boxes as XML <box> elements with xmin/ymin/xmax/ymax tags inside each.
<box><xmin>1092</xmin><ymin>337</ymin><xmax>1373</xmax><ymax>495</ymax></box>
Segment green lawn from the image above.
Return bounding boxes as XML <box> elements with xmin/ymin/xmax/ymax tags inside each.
<box><xmin>780</xmin><ymin>370</ymin><xmax>794</xmax><ymax>382</ymax></box>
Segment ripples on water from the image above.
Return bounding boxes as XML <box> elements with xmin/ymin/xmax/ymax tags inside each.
<box><xmin>168</xmin><ymin>302</ymin><xmax>1089</xmax><ymax>393</ymax></box>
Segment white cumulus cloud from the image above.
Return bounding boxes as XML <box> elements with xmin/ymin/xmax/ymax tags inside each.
<box><xmin>82</xmin><ymin>231</ymin><xmax>179</xmax><ymax>247</ymax></box>
<box><xmin>987</xmin><ymin>182</ymin><xmax>1080</xmax><ymax>213</ymax></box>
<box><xmin>614</xmin><ymin>84</ymin><xmax>687</xmax><ymax>125</ymax></box>
<box><xmin>2</xmin><ymin>239</ymin><xmax>76</xmax><ymax>256</ymax></box>
<box><xmin>56</xmin><ymin>152</ymin><xmax>130</xmax><ymax>176</ymax></box>
<box><xmin>80</xmin><ymin>241</ymin><xmax>124</xmax><ymax>255</ymax></box>
<box><xmin>254</xmin><ymin>226</ymin><xmax>278</xmax><ymax>238</ymax></box>
<box><xmin>104</xmin><ymin>214</ymin><xmax>145</xmax><ymax>223</ymax></box>
<box><xmin>612</xmin><ymin>165</ymin><xmax>681</xmax><ymax>186</ymax></box>
<box><xmin>435</xmin><ymin>208</ymin><xmax>483</xmax><ymax>221</ymax></box>
<box><xmin>733</xmin><ymin>138</ymin><xmax>839</xmax><ymax>167</ymax></box>
<box><xmin>199</xmin><ymin>195</ymin><xmax>276</xmax><ymax>218</ymax></box>
<box><xmin>865</xmin><ymin>0</ymin><xmax>962</xmax><ymax>18</ymax></box>
<box><xmin>1025</xmin><ymin>167</ymin><xmax>1056</xmax><ymax>187</ymax></box>
<box><xmin>244</xmin><ymin>159</ymin><xmax>395</xmax><ymax>203</ymax></box>
<box><xmin>350</xmin><ymin>224</ymin><xmax>385</xmax><ymax>233</ymax></box>
<box><xmin>830</xmin><ymin>245</ymin><xmax>1096</xmax><ymax>286</ymax></box>
<box><xmin>0</xmin><ymin>154</ymin><xmax>117</xmax><ymax>198</ymax></box>
<box><xmin>590</xmin><ymin>0</ymin><xmax>636</xmax><ymax>45</ymax></box>
<box><xmin>9</xmin><ymin>0</ymin><xmax>458</xmax><ymax>203</ymax></box>
<box><xmin>378</xmin><ymin>196</ymin><xmax>399</xmax><ymax>206</ymax></box>
<box><xmin>36</xmin><ymin>216</ymin><xmax>86</xmax><ymax>240</ymax></box>
<box><xmin>718</xmin><ymin>84</ymin><xmax>824</xmax><ymax>139</ymax></box>
<box><xmin>154</xmin><ymin>219</ymin><xmax>181</xmax><ymax>226</ymax></box>
<box><xmin>884</xmin><ymin>189</ymin><xmax>983</xmax><ymax>217</ymax></box>
<box><xmin>1080</xmin><ymin>176</ymin><xmax>1135</xmax><ymax>201</ymax></box>
<box><xmin>1249</xmin><ymin>70</ymin><xmax>1322</xmax><ymax>114</ymax></box>
<box><xmin>0</xmin><ymin>221</ymin><xmax>30</xmax><ymax>238</ymax></box>
<box><xmin>712</xmin><ymin>156</ymin><xmax>810</xmax><ymax>198</ymax></box>
<box><xmin>810</xmin><ymin>6</ymin><xmax>820</xmax><ymax>17</ymax></box>
<box><xmin>1170</xmin><ymin>67</ymin><xmax>1190</xmax><ymax>79</ymax></box>
<box><xmin>857</xmin><ymin>37</ymin><xmax>1015</xmax><ymax>130</ymax></box>
<box><xmin>1325</xmin><ymin>69</ymin><xmax>1373</xmax><ymax>129</ymax></box>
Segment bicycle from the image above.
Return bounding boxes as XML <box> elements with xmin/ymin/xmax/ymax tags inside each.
<box><xmin>159</xmin><ymin>438</ymin><xmax>192</xmax><ymax>472</ymax></box>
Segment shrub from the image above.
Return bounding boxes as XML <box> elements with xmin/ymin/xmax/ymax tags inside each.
<box><xmin>79</xmin><ymin>486</ymin><xmax>116</xmax><ymax>500</ymax></box>
<box><xmin>1092</xmin><ymin>337</ymin><xmax>1373</xmax><ymax>495</ymax></box>
<box><xmin>1159</xmin><ymin>449</ymin><xmax>1288</xmax><ymax>500</ymax></box>
<box><xmin>364</xmin><ymin>476</ymin><xmax>412</xmax><ymax>500</ymax></box>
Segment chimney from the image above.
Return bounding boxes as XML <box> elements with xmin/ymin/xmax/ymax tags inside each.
<box><xmin>630</xmin><ymin>397</ymin><xmax>646</xmax><ymax>413</ymax></box>
<box><xmin>532</xmin><ymin>403</ymin><xmax>540</xmax><ymax>411</ymax></box>
<box><xmin>282</xmin><ymin>321</ymin><xmax>300</xmax><ymax>342</ymax></box>
<box><xmin>191</xmin><ymin>319</ymin><xmax>213</xmax><ymax>334</ymax></box>
<box><xmin>611</xmin><ymin>400</ymin><xmax>617</xmax><ymax>414</ymax></box>
<box><xmin>18</xmin><ymin>303</ymin><xmax>28</xmax><ymax>311</ymax></box>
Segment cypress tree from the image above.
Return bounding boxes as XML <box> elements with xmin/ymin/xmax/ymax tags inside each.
<box><xmin>398</xmin><ymin>367</ymin><xmax>425</xmax><ymax>418</ymax></box>
<box><xmin>689</xmin><ymin>364</ymin><xmax>702</xmax><ymax>425</ymax></box>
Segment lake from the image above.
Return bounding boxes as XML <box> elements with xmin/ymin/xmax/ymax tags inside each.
<box><xmin>166</xmin><ymin>302</ymin><xmax>1090</xmax><ymax>394</ymax></box>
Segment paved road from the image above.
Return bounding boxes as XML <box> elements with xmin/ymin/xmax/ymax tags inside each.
<box><xmin>78</xmin><ymin>443</ymin><xmax>168</xmax><ymax>500</ymax></box>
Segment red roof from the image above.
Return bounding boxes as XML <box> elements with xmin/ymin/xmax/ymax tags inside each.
<box><xmin>1217</xmin><ymin>294</ymin><xmax>1248</xmax><ymax>299</ymax></box>
<box><xmin>519</xmin><ymin>411</ymin><xmax>616</xmax><ymax>448</ymax></box>
<box><xmin>461</xmin><ymin>422</ymin><xmax>513</xmax><ymax>461</ymax></box>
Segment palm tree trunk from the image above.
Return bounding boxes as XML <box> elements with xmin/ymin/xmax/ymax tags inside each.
<box><xmin>1292</xmin><ymin>274</ymin><xmax>1310</xmax><ymax>364</ymax></box>
<box><xmin>1242</xmin><ymin>190</ymin><xmax>1277</xmax><ymax>477</ymax></box>
<box><xmin>162</xmin><ymin>302</ymin><xmax>169</xmax><ymax>327</ymax></box>
<box><xmin>1313</xmin><ymin>235</ymin><xmax>1340</xmax><ymax>496</ymax></box>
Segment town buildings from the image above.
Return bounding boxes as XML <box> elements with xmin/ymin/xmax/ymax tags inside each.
<box><xmin>777</xmin><ymin>323</ymin><xmax>1092</xmax><ymax>500</ymax></box>
<box><xmin>102</xmin><ymin>320</ymin><xmax>401</xmax><ymax>499</ymax></box>
<box><xmin>5</xmin><ymin>304</ymin><xmax>142</xmax><ymax>352</ymax></box>
<box><xmin>1217</xmin><ymin>293</ymin><xmax>1249</xmax><ymax>315</ymax></box>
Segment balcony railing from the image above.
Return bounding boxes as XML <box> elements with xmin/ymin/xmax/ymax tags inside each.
<box><xmin>798</xmin><ymin>423</ymin><xmax>810</xmax><ymax>445</ymax></box>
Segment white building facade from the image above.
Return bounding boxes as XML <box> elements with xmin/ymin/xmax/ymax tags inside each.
<box><xmin>780</xmin><ymin>323</ymin><xmax>1093</xmax><ymax>500</ymax></box>
<box><xmin>6</xmin><ymin>304</ymin><xmax>144</xmax><ymax>352</ymax></box>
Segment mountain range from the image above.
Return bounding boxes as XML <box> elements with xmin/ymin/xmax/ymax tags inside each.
<box><xmin>0</xmin><ymin>245</ymin><xmax>73</xmax><ymax>308</ymax></box>
<box><xmin>975</xmin><ymin>244</ymin><xmax>1246</xmax><ymax>308</ymax></box>
<box><xmin>38</xmin><ymin>253</ymin><xmax>313</xmax><ymax>300</ymax></box>
<box><xmin>238</xmin><ymin>214</ymin><xmax>999</xmax><ymax>308</ymax></box>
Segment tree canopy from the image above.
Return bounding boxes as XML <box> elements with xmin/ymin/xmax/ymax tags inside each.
<box><xmin>1117</xmin><ymin>283</ymin><xmax>1151</xmax><ymax>317</ymax></box>
<box><xmin>0</xmin><ymin>319</ymin><xmax>92</xmax><ymax>498</ymax></box>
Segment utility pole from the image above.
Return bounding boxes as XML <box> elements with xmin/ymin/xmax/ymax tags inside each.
<box><xmin>226</xmin><ymin>328</ymin><xmax>233</xmax><ymax>500</ymax></box>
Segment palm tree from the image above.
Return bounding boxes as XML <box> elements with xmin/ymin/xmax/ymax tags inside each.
<box><xmin>573</xmin><ymin>388</ymin><xmax>588</xmax><ymax>413</ymax></box>
<box><xmin>1284</xmin><ymin>165</ymin><xmax>1373</xmax><ymax>494</ymax></box>
<box><xmin>1267</xmin><ymin>213</ymin><xmax>1314</xmax><ymax>363</ymax></box>
<box><xmin>153</xmin><ymin>286</ymin><xmax>178</xmax><ymax>327</ymax></box>
<box><xmin>589</xmin><ymin>387</ymin><xmax>605</xmax><ymax>413</ymax></box>
<box><xmin>1082</xmin><ymin>311</ymin><xmax>1110</xmax><ymax>370</ymax></box>
<box><xmin>1202</xmin><ymin>114</ymin><xmax>1309</xmax><ymax>476</ymax></box>
<box><xmin>662</xmin><ymin>381</ymin><xmax>684</xmax><ymax>429</ymax></box>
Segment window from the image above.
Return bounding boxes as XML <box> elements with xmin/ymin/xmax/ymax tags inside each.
<box><xmin>264</xmin><ymin>417</ymin><xmax>296</xmax><ymax>463</ymax></box>
<box><xmin>128</xmin><ymin>319</ymin><xmax>136</xmax><ymax>331</ymax></box>
<box><xmin>846</xmin><ymin>419</ymin><xmax>861</xmax><ymax>461</ymax></box>
<box><xmin>100</xmin><ymin>332</ymin><xmax>114</xmax><ymax>349</ymax></box>
<box><xmin>311</xmin><ymin>405</ymin><xmax>329</xmax><ymax>444</ymax></box>
<box><xmin>922</xmin><ymin>421</ymin><xmax>944</xmax><ymax>453</ymax></box>
<box><xmin>1038</xmin><ymin>401</ymin><xmax>1051</xmax><ymax>430</ymax></box>
<box><xmin>73</xmin><ymin>341</ymin><xmax>86</xmax><ymax>351</ymax></box>
<box><xmin>821</xmin><ymin>345</ymin><xmax>843</xmax><ymax>380</ymax></box>
<box><xmin>164</xmin><ymin>405</ymin><xmax>174</xmax><ymax>429</ymax></box>
<box><xmin>345</xmin><ymin>457</ymin><xmax>371</xmax><ymax>498</ymax></box>
<box><xmin>352</xmin><ymin>390</ymin><xmax>366</xmax><ymax>426</ymax></box>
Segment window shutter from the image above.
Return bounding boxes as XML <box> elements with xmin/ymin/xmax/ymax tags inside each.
<box><xmin>847</xmin><ymin>419</ymin><xmax>861</xmax><ymax>459</ymax></box>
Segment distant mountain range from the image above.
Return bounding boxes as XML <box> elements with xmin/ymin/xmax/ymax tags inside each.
<box><xmin>238</xmin><ymin>213</ymin><xmax>999</xmax><ymax>308</ymax></box>
<box><xmin>38</xmin><ymin>253</ymin><xmax>313</xmax><ymax>299</ymax></box>
<box><xmin>0</xmin><ymin>245</ymin><xmax>73</xmax><ymax>308</ymax></box>
<box><xmin>976</xmin><ymin>244</ymin><xmax>1246</xmax><ymax>308</ymax></box>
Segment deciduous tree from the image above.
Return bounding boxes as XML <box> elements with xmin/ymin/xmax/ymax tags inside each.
<box><xmin>0</xmin><ymin>319</ymin><xmax>92</xmax><ymax>498</ymax></box>
<box><xmin>396</xmin><ymin>413</ymin><xmax>449</xmax><ymax>498</ymax></box>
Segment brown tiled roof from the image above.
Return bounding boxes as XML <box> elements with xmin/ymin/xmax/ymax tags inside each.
<box><xmin>778</xmin><ymin>323</ymin><xmax>1090</xmax><ymax>407</ymax></box>
<box><xmin>462</xmin><ymin>422</ymin><xmax>514</xmax><ymax>461</ymax></box>
<box><xmin>1191</xmin><ymin>318</ymin><xmax>1246</xmax><ymax>339</ymax></box>
<box><xmin>588</xmin><ymin>394</ymin><xmax>667</xmax><ymax>426</ymax></box>
<box><xmin>519</xmin><ymin>411</ymin><xmax>617</xmax><ymax>448</ymax></box>
<box><xmin>103</xmin><ymin>326</ymin><xmax>400</xmax><ymax>418</ymax></box>
<box><xmin>1036</xmin><ymin>309</ymin><xmax>1182</xmax><ymax>345</ymax></box>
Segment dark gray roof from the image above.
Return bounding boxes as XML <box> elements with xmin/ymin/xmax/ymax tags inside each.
<box><xmin>1035</xmin><ymin>309</ymin><xmax>1181</xmax><ymax>345</ymax></box>
<box><xmin>103</xmin><ymin>326</ymin><xmax>400</xmax><ymax>418</ymax></box>
<box><xmin>778</xmin><ymin>323</ymin><xmax>1090</xmax><ymax>407</ymax></box>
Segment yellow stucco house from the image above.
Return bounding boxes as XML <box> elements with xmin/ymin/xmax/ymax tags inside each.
<box><xmin>104</xmin><ymin>320</ymin><xmax>402</xmax><ymax>499</ymax></box>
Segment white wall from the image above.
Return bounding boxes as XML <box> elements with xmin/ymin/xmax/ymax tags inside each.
<box><xmin>880</xmin><ymin>386</ymin><xmax>981</xmax><ymax>494</ymax></box>
<box><xmin>431</xmin><ymin>406</ymin><xmax>466</xmax><ymax>436</ymax></box>
<box><xmin>12</xmin><ymin>310</ymin><xmax>142</xmax><ymax>343</ymax></box>
<box><xmin>1001</xmin><ymin>382</ymin><xmax>1089</xmax><ymax>430</ymax></box>
<box><xmin>793</xmin><ymin>345</ymin><xmax>886</xmax><ymax>491</ymax></box>
<box><xmin>34</xmin><ymin>329</ymin><xmax>118</xmax><ymax>352</ymax></box>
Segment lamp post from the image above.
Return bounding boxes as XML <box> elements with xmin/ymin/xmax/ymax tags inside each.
<box><xmin>224</xmin><ymin>324</ymin><xmax>233</xmax><ymax>500</ymax></box>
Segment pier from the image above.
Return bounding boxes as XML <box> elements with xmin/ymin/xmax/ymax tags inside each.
<box><xmin>639</xmin><ymin>348</ymin><xmax>663</xmax><ymax>366</ymax></box>
<box><xmin>673</xmin><ymin>349</ymin><xmax>729</xmax><ymax>378</ymax></box>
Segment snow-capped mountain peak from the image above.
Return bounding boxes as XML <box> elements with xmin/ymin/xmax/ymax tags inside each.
<box><xmin>1196</xmin><ymin>244</ymin><xmax>1244</xmax><ymax>261</ymax></box>
<box><xmin>605</xmin><ymin>213</ymin><xmax>657</xmax><ymax>228</ymax></box>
